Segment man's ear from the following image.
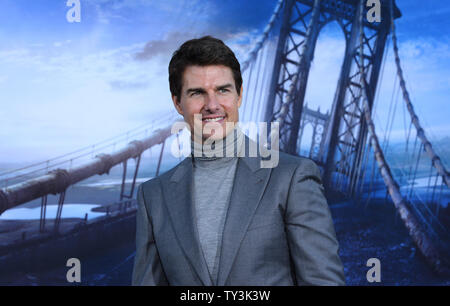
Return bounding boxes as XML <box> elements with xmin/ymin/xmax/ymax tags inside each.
<box><xmin>172</xmin><ymin>95</ymin><xmax>183</xmax><ymax>115</ymax></box>
<box><xmin>237</xmin><ymin>86</ymin><xmax>243</xmax><ymax>108</ymax></box>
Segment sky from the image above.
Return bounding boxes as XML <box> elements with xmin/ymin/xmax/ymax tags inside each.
<box><xmin>0</xmin><ymin>0</ymin><xmax>449</xmax><ymax>164</ymax></box>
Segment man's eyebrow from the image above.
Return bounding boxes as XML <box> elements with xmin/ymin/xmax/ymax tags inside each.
<box><xmin>185</xmin><ymin>84</ymin><xmax>234</xmax><ymax>94</ymax></box>
<box><xmin>186</xmin><ymin>87</ymin><xmax>206</xmax><ymax>94</ymax></box>
<box><xmin>216</xmin><ymin>83</ymin><xmax>233</xmax><ymax>90</ymax></box>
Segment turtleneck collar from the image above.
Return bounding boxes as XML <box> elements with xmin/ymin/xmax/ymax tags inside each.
<box><xmin>190</xmin><ymin>124</ymin><xmax>245</xmax><ymax>162</ymax></box>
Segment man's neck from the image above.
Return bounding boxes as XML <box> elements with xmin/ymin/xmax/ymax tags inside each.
<box><xmin>190</xmin><ymin>125</ymin><xmax>244</xmax><ymax>160</ymax></box>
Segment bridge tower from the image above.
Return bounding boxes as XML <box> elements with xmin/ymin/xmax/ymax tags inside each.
<box><xmin>264</xmin><ymin>0</ymin><xmax>400</xmax><ymax>191</ymax></box>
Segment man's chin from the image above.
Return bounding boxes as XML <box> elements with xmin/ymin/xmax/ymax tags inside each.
<box><xmin>202</xmin><ymin>133</ymin><xmax>226</xmax><ymax>142</ymax></box>
<box><xmin>202</xmin><ymin>124</ymin><xmax>235</xmax><ymax>139</ymax></box>
<box><xmin>191</xmin><ymin>132</ymin><xmax>224</xmax><ymax>143</ymax></box>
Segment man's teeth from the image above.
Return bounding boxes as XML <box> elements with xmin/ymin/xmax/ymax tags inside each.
<box><xmin>203</xmin><ymin>117</ymin><xmax>224</xmax><ymax>122</ymax></box>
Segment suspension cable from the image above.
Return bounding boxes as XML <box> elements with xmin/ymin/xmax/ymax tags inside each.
<box><xmin>389</xmin><ymin>0</ymin><xmax>449</xmax><ymax>187</ymax></box>
<box><xmin>240</xmin><ymin>0</ymin><xmax>284</xmax><ymax>72</ymax></box>
<box><xmin>0</xmin><ymin>112</ymin><xmax>177</xmax><ymax>180</ymax></box>
<box><xmin>358</xmin><ymin>0</ymin><xmax>444</xmax><ymax>273</ymax></box>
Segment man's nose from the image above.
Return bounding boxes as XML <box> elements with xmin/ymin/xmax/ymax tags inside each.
<box><xmin>204</xmin><ymin>92</ymin><xmax>220</xmax><ymax>112</ymax></box>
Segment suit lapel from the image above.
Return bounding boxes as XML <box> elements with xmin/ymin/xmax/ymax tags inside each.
<box><xmin>216</xmin><ymin>154</ymin><xmax>272</xmax><ymax>286</ymax></box>
<box><xmin>160</xmin><ymin>157</ymin><xmax>213</xmax><ymax>286</ymax></box>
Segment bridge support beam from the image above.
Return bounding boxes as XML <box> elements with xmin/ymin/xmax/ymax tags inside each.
<box><xmin>265</xmin><ymin>0</ymin><xmax>323</xmax><ymax>155</ymax></box>
<box><xmin>264</xmin><ymin>0</ymin><xmax>296</xmax><ymax>125</ymax></box>
<box><xmin>0</xmin><ymin>124</ymin><xmax>175</xmax><ymax>215</ymax></box>
<box><xmin>323</xmin><ymin>2</ymin><xmax>392</xmax><ymax>192</ymax></box>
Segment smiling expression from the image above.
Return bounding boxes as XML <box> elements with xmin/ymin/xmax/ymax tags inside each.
<box><xmin>172</xmin><ymin>65</ymin><xmax>243</xmax><ymax>142</ymax></box>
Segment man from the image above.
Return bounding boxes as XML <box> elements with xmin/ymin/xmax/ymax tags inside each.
<box><xmin>132</xmin><ymin>36</ymin><xmax>345</xmax><ymax>286</ymax></box>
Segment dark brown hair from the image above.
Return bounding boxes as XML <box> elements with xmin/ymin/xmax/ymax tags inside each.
<box><xmin>169</xmin><ymin>36</ymin><xmax>242</xmax><ymax>101</ymax></box>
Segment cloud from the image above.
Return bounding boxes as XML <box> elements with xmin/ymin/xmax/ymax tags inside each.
<box><xmin>0</xmin><ymin>39</ymin><xmax>176</xmax><ymax>163</ymax></box>
<box><xmin>303</xmin><ymin>26</ymin><xmax>347</xmax><ymax>112</ymax></box>
<box><xmin>52</xmin><ymin>40</ymin><xmax>72</xmax><ymax>48</ymax></box>
<box><xmin>133</xmin><ymin>29</ymin><xmax>260</xmax><ymax>64</ymax></box>
<box><xmin>109</xmin><ymin>80</ymin><xmax>149</xmax><ymax>90</ymax></box>
<box><xmin>0</xmin><ymin>48</ymin><xmax>43</xmax><ymax>67</ymax></box>
<box><xmin>131</xmin><ymin>0</ymin><xmax>270</xmax><ymax>63</ymax></box>
<box><xmin>134</xmin><ymin>32</ymin><xmax>190</xmax><ymax>61</ymax></box>
<box><xmin>401</xmin><ymin>6</ymin><xmax>450</xmax><ymax>22</ymax></box>
<box><xmin>373</xmin><ymin>36</ymin><xmax>450</xmax><ymax>141</ymax></box>
<box><xmin>88</xmin><ymin>0</ymin><xmax>210</xmax><ymax>28</ymax></box>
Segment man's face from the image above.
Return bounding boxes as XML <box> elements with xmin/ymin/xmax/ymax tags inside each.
<box><xmin>172</xmin><ymin>65</ymin><xmax>242</xmax><ymax>142</ymax></box>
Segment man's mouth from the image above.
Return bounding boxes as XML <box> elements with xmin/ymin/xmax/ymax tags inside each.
<box><xmin>202</xmin><ymin>116</ymin><xmax>225</xmax><ymax>123</ymax></box>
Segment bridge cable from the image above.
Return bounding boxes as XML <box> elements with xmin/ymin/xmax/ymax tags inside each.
<box><xmin>255</xmin><ymin>43</ymin><xmax>270</xmax><ymax>122</ymax></box>
<box><xmin>249</xmin><ymin>42</ymin><xmax>265</xmax><ymax>122</ymax></box>
<box><xmin>359</xmin><ymin>32</ymin><xmax>392</xmax><ymax>196</ymax></box>
<box><xmin>240</xmin><ymin>0</ymin><xmax>284</xmax><ymax>73</ymax></box>
<box><xmin>389</xmin><ymin>0</ymin><xmax>449</xmax><ymax>188</ymax></box>
<box><xmin>358</xmin><ymin>0</ymin><xmax>445</xmax><ymax>273</ymax></box>
<box><xmin>0</xmin><ymin>112</ymin><xmax>178</xmax><ymax>185</ymax></box>
<box><xmin>242</xmin><ymin>59</ymin><xmax>256</xmax><ymax>121</ymax></box>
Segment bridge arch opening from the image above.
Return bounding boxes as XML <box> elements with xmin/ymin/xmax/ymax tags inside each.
<box><xmin>304</xmin><ymin>21</ymin><xmax>346</xmax><ymax>114</ymax></box>
<box><xmin>298</xmin><ymin>20</ymin><xmax>346</xmax><ymax>159</ymax></box>
<box><xmin>298</xmin><ymin>122</ymin><xmax>314</xmax><ymax>157</ymax></box>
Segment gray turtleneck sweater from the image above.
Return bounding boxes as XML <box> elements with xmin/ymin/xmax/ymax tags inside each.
<box><xmin>191</xmin><ymin>126</ymin><xmax>245</xmax><ymax>285</ymax></box>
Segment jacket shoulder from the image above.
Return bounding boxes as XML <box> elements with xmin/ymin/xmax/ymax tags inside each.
<box><xmin>277</xmin><ymin>152</ymin><xmax>321</xmax><ymax>177</ymax></box>
<box><xmin>138</xmin><ymin>158</ymin><xmax>187</xmax><ymax>191</ymax></box>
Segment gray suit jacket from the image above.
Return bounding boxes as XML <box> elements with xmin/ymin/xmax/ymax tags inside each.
<box><xmin>132</xmin><ymin>140</ymin><xmax>345</xmax><ymax>286</ymax></box>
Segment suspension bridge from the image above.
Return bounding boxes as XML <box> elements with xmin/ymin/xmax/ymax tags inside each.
<box><xmin>0</xmin><ymin>0</ymin><xmax>449</xmax><ymax>283</ymax></box>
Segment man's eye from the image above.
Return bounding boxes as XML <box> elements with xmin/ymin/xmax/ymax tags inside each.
<box><xmin>219</xmin><ymin>88</ymin><xmax>229</xmax><ymax>93</ymax></box>
<box><xmin>190</xmin><ymin>91</ymin><xmax>201</xmax><ymax>97</ymax></box>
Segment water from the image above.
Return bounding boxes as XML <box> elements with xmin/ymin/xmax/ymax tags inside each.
<box><xmin>79</xmin><ymin>177</ymin><xmax>153</xmax><ymax>188</ymax></box>
<box><xmin>0</xmin><ymin>204</ymin><xmax>106</xmax><ymax>221</ymax></box>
